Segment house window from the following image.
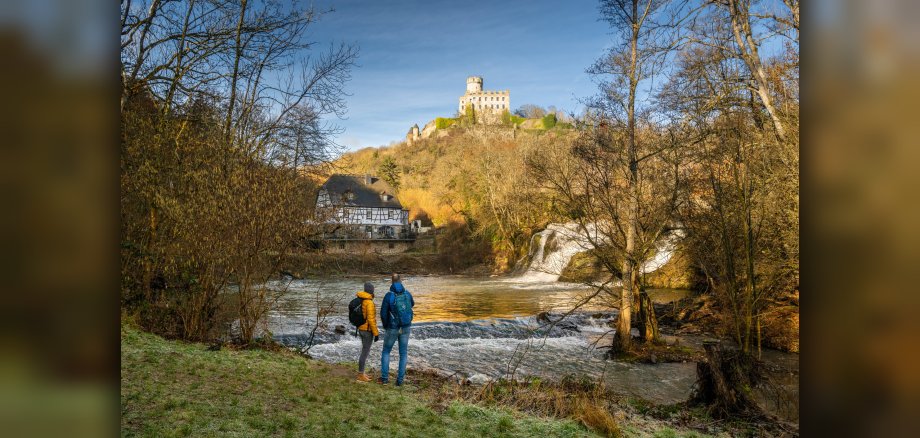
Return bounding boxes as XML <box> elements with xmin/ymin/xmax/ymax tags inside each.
<box><xmin>388</xmin><ymin>210</ymin><xmax>394</xmax><ymax>219</ymax></box>
<box><xmin>339</xmin><ymin>243</ymin><xmax>345</xmax><ymax>249</ymax></box>
<box><xmin>388</xmin><ymin>243</ymin><xmax>395</xmax><ymax>249</ymax></box>
<box><xmin>366</xmin><ymin>226</ymin><xmax>372</xmax><ymax>233</ymax></box>
<box><xmin>366</xmin><ymin>210</ymin><xmax>372</xmax><ymax>220</ymax></box>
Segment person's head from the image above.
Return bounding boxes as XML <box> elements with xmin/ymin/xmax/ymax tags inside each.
<box><xmin>391</xmin><ymin>273</ymin><xmax>401</xmax><ymax>284</ymax></box>
<box><xmin>364</xmin><ymin>282</ymin><xmax>375</xmax><ymax>296</ymax></box>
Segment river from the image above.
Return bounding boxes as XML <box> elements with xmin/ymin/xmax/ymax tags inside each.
<box><xmin>266</xmin><ymin>275</ymin><xmax>797</xmax><ymax>420</ymax></box>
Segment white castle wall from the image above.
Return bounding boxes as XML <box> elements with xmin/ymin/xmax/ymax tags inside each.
<box><xmin>459</xmin><ymin>76</ymin><xmax>510</xmax><ymax>123</ymax></box>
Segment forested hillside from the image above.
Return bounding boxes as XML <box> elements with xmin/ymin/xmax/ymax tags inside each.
<box><xmin>336</xmin><ymin>124</ymin><xmax>574</xmax><ymax>271</ymax></box>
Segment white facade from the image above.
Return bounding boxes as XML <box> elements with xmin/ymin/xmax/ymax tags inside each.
<box><xmin>316</xmin><ymin>189</ymin><xmax>409</xmax><ymax>226</ymax></box>
<box><xmin>459</xmin><ymin>76</ymin><xmax>510</xmax><ymax>117</ymax></box>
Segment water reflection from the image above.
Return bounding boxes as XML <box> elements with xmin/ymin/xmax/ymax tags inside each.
<box><xmin>270</xmin><ymin>276</ymin><xmax>689</xmax><ymax>323</ymax></box>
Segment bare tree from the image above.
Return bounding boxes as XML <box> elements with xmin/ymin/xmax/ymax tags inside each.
<box><xmin>301</xmin><ymin>285</ymin><xmax>345</xmax><ymax>355</ymax></box>
<box><xmin>700</xmin><ymin>0</ymin><xmax>795</xmax><ymax>143</ymax></box>
<box><xmin>120</xmin><ymin>0</ymin><xmax>357</xmax><ymax>343</ymax></box>
<box><xmin>513</xmin><ymin>104</ymin><xmax>547</xmax><ymax>118</ymax></box>
<box><xmin>561</xmin><ymin>0</ymin><xmax>688</xmax><ymax>351</ymax></box>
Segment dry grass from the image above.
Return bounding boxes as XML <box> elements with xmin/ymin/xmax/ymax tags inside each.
<box><xmin>413</xmin><ymin>372</ymin><xmax>624</xmax><ymax>437</ymax></box>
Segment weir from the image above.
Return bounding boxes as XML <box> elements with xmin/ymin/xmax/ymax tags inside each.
<box><xmin>514</xmin><ymin>223</ymin><xmax>685</xmax><ymax>283</ymax></box>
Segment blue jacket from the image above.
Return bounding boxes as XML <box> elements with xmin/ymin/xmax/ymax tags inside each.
<box><xmin>380</xmin><ymin>282</ymin><xmax>415</xmax><ymax>329</ymax></box>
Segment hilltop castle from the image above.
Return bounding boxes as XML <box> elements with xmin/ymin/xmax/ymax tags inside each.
<box><xmin>458</xmin><ymin>76</ymin><xmax>510</xmax><ymax>122</ymax></box>
<box><xmin>407</xmin><ymin>76</ymin><xmax>511</xmax><ymax>144</ymax></box>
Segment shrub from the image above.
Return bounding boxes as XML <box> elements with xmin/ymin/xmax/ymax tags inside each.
<box><xmin>541</xmin><ymin>113</ymin><xmax>557</xmax><ymax>129</ymax></box>
<box><xmin>435</xmin><ymin>117</ymin><xmax>457</xmax><ymax>130</ymax></box>
<box><xmin>501</xmin><ymin>110</ymin><xmax>526</xmax><ymax>126</ymax></box>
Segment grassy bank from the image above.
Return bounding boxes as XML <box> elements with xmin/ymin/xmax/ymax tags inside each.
<box><xmin>122</xmin><ymin>324</ymin><xmax>779</xmax><ymax>437</ymax></box>
<box><xmin>121</xmin><ymin>324</ymin><xmax>595</xmax><ymax>437</ymax></box>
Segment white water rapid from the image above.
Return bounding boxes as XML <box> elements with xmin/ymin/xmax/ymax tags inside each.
<box><xmin>515</xmin><ymin>223</ymin><xmax>685</xmax><ymax>283</ymax></box>
<box><xmin>515</xmin><ymin>223</ymin><xmax>596</xmax><ymax>282</ymax></box>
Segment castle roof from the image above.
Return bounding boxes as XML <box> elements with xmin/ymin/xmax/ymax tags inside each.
<box><xmin>319</xmin><ymin>174</ymin><xmax>403</xmax><ymax>209</ymax></box>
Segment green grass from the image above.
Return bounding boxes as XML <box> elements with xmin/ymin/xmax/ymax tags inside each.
<box><xmin>121</xmin><ymin>325</ymin><xmax>596</xmax><ymax>437</ymax></box>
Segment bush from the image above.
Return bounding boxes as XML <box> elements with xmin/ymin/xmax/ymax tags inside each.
<box><xmin>541</xmin><ymin>113</ymin><xmax>557</xmax><ymax>129</ymax></box>
<box><xmin>435</xmin><ymin>117</ymin><xmax>457</xmax><ymax>130</ymax></box>
<box><xmin>501</xmin><ymin>110</ymin><xmax>526</xmax><ymax>126</ymax></box>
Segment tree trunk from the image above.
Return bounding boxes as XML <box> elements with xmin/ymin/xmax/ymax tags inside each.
<box><xmin>690</xmin><ymin>341</ymin><xmax>766</xmax><ymax>419</ymax></box>
<box><xmin>726</xmin><ymin>0</ymin><xmax>787</xmax><ymax>142</ymax></box>
<box><xmin>638</xmin><ymin>290</ymin><xmax>660</xmax><ymax>342</ymax></box>
<box><xmin>224</xmin><ymin>0</ymin><xmax>248</xmax><ymax>143</ymax></box>
<box><xmin>615</xmin><ymin>0</ymin><xmax>642</xmax><ymax>354</ymax></box>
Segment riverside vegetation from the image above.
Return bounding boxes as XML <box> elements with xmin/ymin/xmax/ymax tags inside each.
<box><xmin>121</xmin><ymin>0</ymin><xmax>798</xmax><ymax>436</ymax></box>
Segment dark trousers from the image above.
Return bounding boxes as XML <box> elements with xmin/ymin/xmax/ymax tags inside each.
<box><xmin>358</xmin><ymin>330</ymin><xmax>373</xmax><ymax>373</ymax></box>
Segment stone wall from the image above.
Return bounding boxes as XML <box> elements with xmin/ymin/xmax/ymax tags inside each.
<box><xmin>459</xmin><ymin>90</ymin><xmax>510</xmax><ymax>123</ymax></box>
<box><xmin>324</xmin><ymin>240</ymin><xmax>414</xmax><ymax>255</ymax></box>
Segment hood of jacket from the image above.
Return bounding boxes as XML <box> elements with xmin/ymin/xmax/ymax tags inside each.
<box><xmin>389</xmin><ymin>282</ymin><xmax>405</xmax><ymax>294</ymax></box>
<box><xmin>356</xmin><ymin>291</ymin><xmax>373</xmax><ymax>300</ymax></box>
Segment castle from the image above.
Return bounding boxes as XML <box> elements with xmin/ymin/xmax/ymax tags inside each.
<box><xmin>407</xmin><ymin>76</ymin><xmax>511</xmax><ymax>144</ymax></box>
<box><xmin>458</xmin><ymin>76</ymin><xmax>510</xmax><ymax>121</ymax></box>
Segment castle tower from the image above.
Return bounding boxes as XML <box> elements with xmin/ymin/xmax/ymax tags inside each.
<box><xmin>466</xmin><ymin>76</ymin><xmax>483</xmax><ymax>93</ymax></box>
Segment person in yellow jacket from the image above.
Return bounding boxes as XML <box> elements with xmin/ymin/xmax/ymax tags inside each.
<box><xmin>356</xmin><ymin>282</ymin><xmax>379</xmax><ymax>382</ymax></box>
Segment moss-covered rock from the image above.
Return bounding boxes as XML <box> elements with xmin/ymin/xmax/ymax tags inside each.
<box><xmin>643</xmin><ymin>247</ymin><xmax>700</xmax><ymax>289</ymax></box>
<box><xmin>558</xmin><ymin>250</ymin><xmax>611</xmax><ymax>283</ymax></box>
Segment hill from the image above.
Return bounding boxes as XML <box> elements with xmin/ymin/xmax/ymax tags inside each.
<box><xmin>333</xmin><ymin>123</ymin><xmax>575</xmax><ymax>271</ymax></box>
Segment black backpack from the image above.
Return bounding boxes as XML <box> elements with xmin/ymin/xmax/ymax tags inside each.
<box><xmin>348</xmin><ymin>297</ymin><xmax>366</xmax><ymax>327</ymax></box>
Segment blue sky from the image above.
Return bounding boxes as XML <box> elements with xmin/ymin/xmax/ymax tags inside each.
<box><xmin>307</xmin><ymin>0</ymin><xmax>612</xmax><ymax>152</ymax></box>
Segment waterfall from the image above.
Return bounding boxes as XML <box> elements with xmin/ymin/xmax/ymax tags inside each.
<box><xmin>516</xmin><ymin>223</ymin><xmax>596</xmax><ymax>283</ymax></box>
<box><xmin>514</xmin><ymin>223</ymin><xmax>685</xmax><ymax>283</ymax></box>
<box><xmin>640</xmin><ymin>229</ymin><xmax>685</xmax><ymax>274</ymax></box>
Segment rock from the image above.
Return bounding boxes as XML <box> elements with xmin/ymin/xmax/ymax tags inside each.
<box><xmin>558</xmin><ymin>320</ymin><xmax>580</xmax><ymax>332</ymax></box>
<box><xmin>420</xmin><ymin>120</ymin><xmax>437</xmax><ymax>138</ymax></box>
<box><xmin>535</xmin><ymin>311</ymin><xmax>579</xmax><ymax>331</ymax></box>
<box><xmin>280</xmin><ymin>270</ymin><xmax>302</xmax><ymax>280</ymax></box>
<box><xmin>650</xmin><ymin>353</ymin><xmax>658</xmax><ymax>364</ymax></box>
<box><xmin>334</xmin><ymin>325</ymin><xmax>347</xmax><ymax>335</ymax></box>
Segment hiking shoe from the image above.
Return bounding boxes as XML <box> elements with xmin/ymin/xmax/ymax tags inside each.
<box><xmin>356</xmin><ymin>373</ymin><xmax>371</xmax><ymax>382</ymax></box>
<box><xmin>377</xmin><ymin>377</ymin><xmax>388</xmax><ymax>385</ymax></box>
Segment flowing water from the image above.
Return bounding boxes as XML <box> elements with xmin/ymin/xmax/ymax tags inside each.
<box><xmin>262</xmin><ymin>224</ymin><xmax>798</xmax><ymax>420</ymax></box>
<box><xmin>267</xmin><ymin>276</ymin><xmax>707</xmax><ymax>405</ymax></box>
<box><xmin>515</xmin><ymin>223</ymin><xmax>685</xmax><ymax>282</ymax></box>
<box><xmin>266</xmin><ymin>275</ymin><xmax>798</xmax><ymax>421</ymax></box>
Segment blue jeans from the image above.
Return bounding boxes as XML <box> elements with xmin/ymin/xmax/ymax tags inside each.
<box><xmin>380</xmin><ymin>326</ymin><xmax>410</xmax><ymax>384</ymax></box>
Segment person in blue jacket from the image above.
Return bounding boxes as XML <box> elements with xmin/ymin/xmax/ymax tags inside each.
<box><xmin>379</xmin><ymin>273</ymin><xmax>415</xmax><ymax>386</ymax></box>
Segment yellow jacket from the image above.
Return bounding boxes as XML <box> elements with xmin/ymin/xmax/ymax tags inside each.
<box><xmin>355</xmin><ymin>291</ymin><xmax>378</xmax><ymax>336</ymax></box>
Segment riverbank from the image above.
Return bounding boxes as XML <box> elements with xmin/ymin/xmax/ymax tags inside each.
<box><xmin>122</xmin><ymin>323</ymin><xmax>796</xmax><ymax>437</ymax></box>
<box><xmin>121</xmin><ymin>324</ymin><xmax>593</xmax><ymax>437</ymax></box>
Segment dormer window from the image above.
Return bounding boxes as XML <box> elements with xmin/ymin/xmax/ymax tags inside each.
<box><xmin>342</xmin><ymin>190</ymin><xmax>355</xmax><ymax>202</ymax></box>
<box><xmin>380</xmin><ymin>193</ymin><xmax>391</xmax><ymax>201</ymax></box>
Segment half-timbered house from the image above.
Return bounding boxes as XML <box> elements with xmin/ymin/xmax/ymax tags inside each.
<box><xmin>315</xmin><ymin>174</ymin><xmax>414</xmax><ymax>253</ymax></box>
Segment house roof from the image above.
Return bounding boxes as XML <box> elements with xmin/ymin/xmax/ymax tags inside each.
<box><xmin>319</xmin><ymin>174</ymin><xmax>403</xmax><ymax>209</ymax></box>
